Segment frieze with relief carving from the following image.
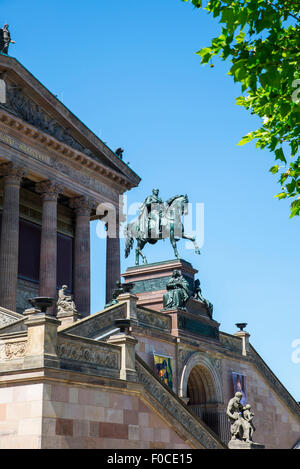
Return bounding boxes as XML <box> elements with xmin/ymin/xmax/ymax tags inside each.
<box><xmin>219</xmin><ymin>333</ymin><xmax>242</xmax><ymax>354</ymax></box>
<box><xmin>136</xmin><ymin>309</ymin><xmax>171</xmax><ymax>332</ymax></box>
<box><xmin>65</xmin><ymin>307</ymin><xmax>127</xmax><ymax>339</ymax></box>
<box><xmin>1</xmin><ymin>85</ymin><xmax>108</xmax><ymax>164</ymax></box>
<box><xmin>0</xmin><ymin>340</ymin><xmax>27</xmax><ymax>359</ymax></box>
<box><xmin>0</xmin><ymin>128</ymin><xmax>120</xmax><ymax>202</ymax></box>
<box><xmin>57</xmin><ymin>337</ymin><xmax>120</xmax><ymax>370</ymax></box>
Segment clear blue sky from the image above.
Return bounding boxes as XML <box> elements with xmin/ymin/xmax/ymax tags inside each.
<box><xmin>3</xmin><ymin>0</ymin><xmax>299</xmax><ymax>400</ymax></box>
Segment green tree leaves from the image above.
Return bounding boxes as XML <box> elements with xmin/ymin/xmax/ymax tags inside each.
<box><xmin>183</xmin><ymin>0</ymin><xmax>300</xmax><ymax>217</ymax></box>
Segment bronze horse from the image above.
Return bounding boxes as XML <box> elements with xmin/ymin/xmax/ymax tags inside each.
<box><xmin>125</xmin><ymin>194</ymin><xmax>200</xmax><ymax>265</ymax></box>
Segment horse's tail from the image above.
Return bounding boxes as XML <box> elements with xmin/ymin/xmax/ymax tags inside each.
<box><xmin>124</xmin><ymin>223</ymin><xmax>134</xmax><ymax>258</ymax></box>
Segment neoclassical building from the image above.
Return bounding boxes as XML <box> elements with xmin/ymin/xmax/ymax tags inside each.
<box><xmin>0</xmin><ymin>53</ymin><xmax>140</xmax><ymax>316</ymax></box>
<box><xmin>0</xmin><ymin>53</ymin><xmax>299</xmax><ymax>450</ymax></box>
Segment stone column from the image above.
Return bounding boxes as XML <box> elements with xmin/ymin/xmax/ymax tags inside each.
<box><xmin>36</xmin><ymin>181</ymin><xmax>63</xmax><ymax>312</ymax></box>
<box><xmin>70</xmin><ymin>196</ymin><xmax>94</xmax><ymax>317</ymax></box>
<box><xmin>106</xmin><ymin>209</ymin><xmax>121</xmax><ymax>304</ymax></box>
<box><xmin>0</xmin><ymin>162</ymin><xmax>25</xmax><ymax>311</ymax></box>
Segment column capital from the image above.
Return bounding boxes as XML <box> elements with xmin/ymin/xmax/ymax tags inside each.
<box><xmin>69</xmin><ymin>196</ymin><xmax>96</xmax><ymax>216</ymax></box>
<box><xmin>36</xmin><ymin>180</ymin><xmax>64</xmax><ymax>201</ymax></box>
<box><xmin>0</xmin><ymin>161</ymin><xmax>26</xmax><ymax>183</ymax></box>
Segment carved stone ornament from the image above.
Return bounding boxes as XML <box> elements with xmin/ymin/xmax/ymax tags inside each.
<box><xmin>36</xmin><ymin>180</ymin><xmax>64</xmax><ymax>200</ymax></box>
<box><xmin>69</xmin><ymin>196</ymin><xmax>96</xmax><ymax>215</ymax></box>
<box><xmin>226</xmin><ymin>392</ymin><xmax>264</xmax><ymax>449</ymax></box>
<box><xmin>0</xmin><ymin>340</ymin><xmax>27</xmax><ymax>359</ymax></box>
<box><xmin>136</xmin><ymin>309</ymin><xmax>171</xmax><ymax>331</ymax></box>
<box><xmin>57</xmin><ymin>285</ymin><xmax>78</xmax><ymax>316</ymax></box>
<box><xmin>0</xmin><ymin>161</ymin><xmax>25</xmax><ymax>182</ymax></box>
<box><xmin>57</xmin><ymin>338</ymin><xmax>120</xmax><ymax>370</ymax></box>
<box><xmin>2</xmin><ymin>85</ymin><xmax>101</xmax><ymax>162</ymax></box>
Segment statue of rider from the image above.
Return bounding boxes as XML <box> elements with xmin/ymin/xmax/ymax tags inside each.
<box><xmin>139</xmin><ymin>188</ymin><xmax>164</xmax><ymax>239</ymax></box>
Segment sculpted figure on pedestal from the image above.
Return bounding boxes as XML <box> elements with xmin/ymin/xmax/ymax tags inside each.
<box><xmin>163</xmin><ymin>270</ymin><xmax>190</xmax><ymax>310</ymax></box>
<box><xmin>125</xmin><ymin>189</ymin><xmax>200</xmax><ymax>265</ymax></box>
<box><xmin>226</xmin><ymin>392</ymin><xmax>255</xmax><ymax>445</ymax></box>
<box><xmin>192</xmin><ymin>279</ymin><xmax>213</xmax><ymax>318</ymax></box>
<box><xmin>57</xmin><ymin>285</ymin><xmax>77</xmax><ymax>315</ymax></box>
<box><xmin>0</xmin><ymin>25</ymin><xmax>15</xmax><ymax>55</ymax></box>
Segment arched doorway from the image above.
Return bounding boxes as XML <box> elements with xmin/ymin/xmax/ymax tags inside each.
<box><xmin>187</xmin><ymin>363</ymin><xmax>222</xmax><ymax>436</ymax></box>
<box><xmin>179</xmin><ymin>352</ymin><xmax>230</xmax><ymax>443</ymax></box>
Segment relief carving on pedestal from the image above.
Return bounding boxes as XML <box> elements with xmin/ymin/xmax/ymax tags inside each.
<box><xmin>0</xmin><ymin>340</ymin><xmax>27</xmax><ymax>359</ymax></box>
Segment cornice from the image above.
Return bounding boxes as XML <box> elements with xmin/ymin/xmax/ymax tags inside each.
<box><xmin>0</xmin><ymin>54</ymin><xmax>141</xmax><ymax>187</ymax></box>
<box><xmin>0</xmin><ymin>109</ymin><xmax>134</xmax><ymax>192</ymax></box>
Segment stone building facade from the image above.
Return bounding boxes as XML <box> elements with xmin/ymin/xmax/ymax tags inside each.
<box><xmin>0</xmin><ymin>54</ymin><xmax>299</xmax><ymax>449</ymax></box>
<box><xmin>0</xmin><ymin>53</ymin><xmax>140</xmax><ymax>316</ymax></box>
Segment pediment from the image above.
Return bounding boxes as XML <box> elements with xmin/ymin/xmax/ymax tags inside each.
<box><xmin>0</xmin><ymin>54</ymin><xmax>140</xmax><ymax>188</ymax></box>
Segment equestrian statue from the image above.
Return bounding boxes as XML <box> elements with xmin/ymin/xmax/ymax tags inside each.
<box><xmin>125</xmin><ymin>188</ymin><xmax>200</xmax><ymax>265</ymax></box>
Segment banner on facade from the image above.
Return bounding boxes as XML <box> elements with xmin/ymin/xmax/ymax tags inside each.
<box><xmin>232</xmin><ymin>372</ymin><xmax>247</xmax><ymax>406</ymax></box>
<box><xmin>153</xmin><ymin>354</ymin><xmax>173</xmax><ymax>389</ymax></box>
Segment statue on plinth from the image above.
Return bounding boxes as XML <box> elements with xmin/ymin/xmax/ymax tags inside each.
<box><xmin>104</xmin><ymin>281</ymin><xmax>135</xmax><ymax>309</ymax></box>
<box><xmin>192</xmin><ymin>279</ymin><xmax>213</xmax><ymax>318</ymax></box>
<box><xmin>227</xmin><ymin>392</ymin><xmax>264</xmax><ymax>449</ymax></box>
<box><xmin>57</xmin><ymin>285</ymin><xmax>77</xmax><ymax>315</ymax></box>
<box><xmin>163</xmin><ymin>270</ymin><xmax>190</xmax><ymax>310</ymax></box>
<box><xmin>125</xmin><ymin>189</ymin><xmax>200</xmax><ymax>265</ymax></box>
<box><xmin>0</xmin><ymin>25</ymin><xmax>15</xmax><ymax>55</ymax></box>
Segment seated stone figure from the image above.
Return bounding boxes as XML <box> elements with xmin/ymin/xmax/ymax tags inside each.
<box><xmin>163</xmin><ymin>270</ymin><xmax>190</xmax><ymax>310</ymax></box>
<box><xmin>57</xmin><ymin>285</ymin><xmax>77</xmax><ymax>315</ymax></box>
<box><xmin>193</xmin><ymin>279</ymin><xmax>213</xmax><ymax>318</ymax></box>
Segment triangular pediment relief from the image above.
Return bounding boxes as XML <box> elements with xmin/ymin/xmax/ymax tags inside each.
<box><xmin>0</xmin><ymin>55</ymin><xmax>140</xmax><ymax>187</ymax></box>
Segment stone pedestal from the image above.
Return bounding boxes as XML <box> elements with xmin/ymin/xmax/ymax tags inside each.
<box><xmin>107</xmin><ymin>332</ymin><xmax>138</xmax><ymax>382</ymax></box>
<box><xmin>163</xmin><ymin>307</ymin><xmax>220</xmax><ymax>340</ymax></box>
<box><xmin>116</xmin><ymin>292</ymin><xmax>138</xmax><ymax>322</ymax></box>
<box><xmin>122</xmin><ymin>259</ymin><xmax>219</xmax><ymax>340</ymax></box>
<box><xmin>122</xmin><ymin>259</ymin><xmax>197</xmax><ymax>312</ymax></box>
<box><xmin>234</xmin><ymin>330</ymin><xmax>251</xmax><ymax>356</ymax></box>
<box><xmin>57</xmin><ymin>308</ymin><xmax>82</xmax><ymax>328</ymax></box>
<box><xmin>228</xmin><ymin>440</ymin><xmax>265</xmax><ymax>449</ymax></box>
<box><xmin>23</xmin><ymin>308</ymin><xmax>61</xmax><ymax>368</ymax></box>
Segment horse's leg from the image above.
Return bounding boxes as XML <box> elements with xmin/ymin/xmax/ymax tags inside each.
<box><xmin>135</xmin><ymin>245</ymin><xmax>139</xmax><ymax>266</ymax></box>
<box><xmin>170</xmin><ymin>226</ymin><xmax>180</xmax><ymax>259</ymax></box>
<box><xmin>182</xmin><ymin>233</ymin><xmax>200</xmax><ymax>255</ymax></box>
<box><xmin>136</xmin><ymin>240</ymin><xmax>148</xmax><ymax>264</ymax></box>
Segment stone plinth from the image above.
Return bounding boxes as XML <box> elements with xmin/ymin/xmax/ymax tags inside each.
<box><xmin>122</xmin><ymin>259</ymin><xmax>220</xmax><ymax>340</ymax></box>
<box><xmin>228</xmin><ymin>440</ymin><xmax>265</xmax><ymax>450</ymax></box>
<box><xmin>122</xmin><ymin>259</ymin><xmax>197</xmax><ymax>312</ymax></box>
<box><xmin>163</xmin><ymin>307</ymin><xmax>220</xmax><ymax>340</ymax></box>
